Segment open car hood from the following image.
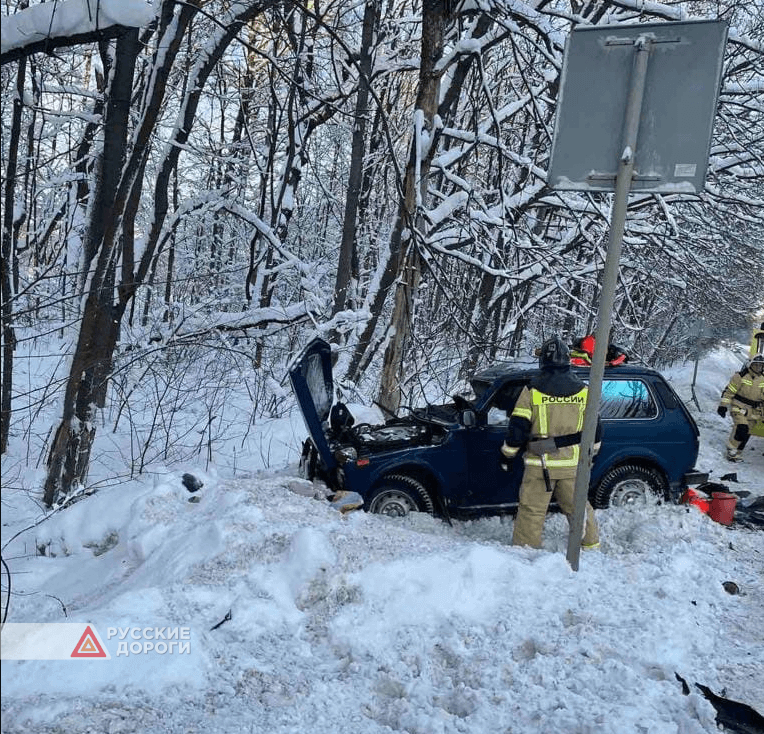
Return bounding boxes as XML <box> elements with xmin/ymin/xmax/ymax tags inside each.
<box><xmin>289</xmin><ymin>338</ymin><xmax>459</xmax><ymax>478</ymax></box>
<box><xmin>288</xmin><ymin>338</ymin><xmax>337</xmax><ymax>471</ymax></box>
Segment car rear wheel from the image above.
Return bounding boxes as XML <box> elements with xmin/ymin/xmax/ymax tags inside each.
<box><xmin>594</xmin><ymin>464</ymin><xmax>667</xmax><ymax>509</ymax></box>
<box><xmin>367</xmin><ymin>475</ymin><xmax>434</xmax><ymax>517</ymax></box>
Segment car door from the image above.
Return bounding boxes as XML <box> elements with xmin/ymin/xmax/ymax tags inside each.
<box><xmin>456</xmin><ymin>382</ymin><xmax>525</xmax><ymax>511</ymax></box>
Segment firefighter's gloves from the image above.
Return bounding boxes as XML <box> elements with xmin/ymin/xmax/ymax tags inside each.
<box><xmin>717</xmin><ymin>406</ymin><xmax>727</xmax><ymax>418</ymax></box>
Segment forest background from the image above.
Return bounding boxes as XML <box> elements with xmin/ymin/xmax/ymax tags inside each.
<box><xmin>1</xmin><ymin>0</ymin><xmax>763</xmax><ymax>505</ymax></box>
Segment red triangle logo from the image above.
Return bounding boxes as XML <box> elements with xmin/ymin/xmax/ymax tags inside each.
<box><xmin>71</xmin><ymin>625</ymin><xmax>107</xmax><ymax>658</ymax></box>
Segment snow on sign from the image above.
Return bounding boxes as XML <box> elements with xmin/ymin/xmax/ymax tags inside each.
<box><xmin>547</xmin><ymin>19</ymin><xmax>728</xmax><ymax>194</ymax></box>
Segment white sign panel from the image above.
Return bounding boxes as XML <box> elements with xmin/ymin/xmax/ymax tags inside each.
<box><xmin>548</xmin><ymin>20</ymin><xmax>728</xmax><ymax>193</ymax></box>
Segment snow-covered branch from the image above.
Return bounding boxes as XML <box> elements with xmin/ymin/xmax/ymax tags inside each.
<box><xmin>1</xmin><ymin>0</ymin><xmax>156</xmax><ymax>65</ymax></box>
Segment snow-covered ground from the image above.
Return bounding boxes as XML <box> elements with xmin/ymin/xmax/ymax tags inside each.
<box><xmin>1</xmin><ymin>346</ymin><xmax>763</xmax><ymax>734</ymax></box>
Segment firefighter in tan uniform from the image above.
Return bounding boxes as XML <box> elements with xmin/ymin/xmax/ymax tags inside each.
<box><xmin>717</xmin><ymin>354</ymin><xmax>764</xmax><ymax>461</ymax></box>
<box><xmin>501</xmin><ymin>335</ymin><xmax>601</xmax><ymax>549</ymax></box>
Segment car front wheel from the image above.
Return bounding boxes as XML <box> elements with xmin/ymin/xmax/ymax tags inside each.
<box><xmin>367</xmin><ymin>475</ymin><xmax>434</xmax><ymax>517</ymax></box>
<box><xmin>594</xmin><ymin>464</ymin><xmax>667</xmax><ymax>509</ymax></box>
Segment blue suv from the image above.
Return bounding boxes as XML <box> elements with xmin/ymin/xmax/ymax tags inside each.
<box><xmin>290</xmin><ymin>338</ymin><xmax>707</xmax><ymax>518</ymax></box>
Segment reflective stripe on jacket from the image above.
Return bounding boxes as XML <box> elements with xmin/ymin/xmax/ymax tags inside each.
<box><xmin>501</xmin><ymin>385</ymin><xmax>588</xmax><ymax>476</ymax></box>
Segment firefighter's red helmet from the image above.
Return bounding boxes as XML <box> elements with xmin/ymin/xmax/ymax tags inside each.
<box><xmin>580</xmin><ymin>334</ymin><xmax>596</xmax><ymax>355</ymax></box>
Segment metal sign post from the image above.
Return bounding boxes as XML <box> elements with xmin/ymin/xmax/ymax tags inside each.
<box><xmin>566</xmin><ymin>38</ymin><xmax>649</xmax><ymax>572</ymax></box>
<box><xmin>547</xmin><ymin>20</ymin><xmax>727</xmax><ymax>571</ymax></box>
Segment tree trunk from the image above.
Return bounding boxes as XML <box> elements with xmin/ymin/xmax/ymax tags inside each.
<box><xmin>43</xmin><ymin>286</ymin><xmax>121</xmax><ymax>505</ymax></box>
<box><xmin>331</xmin><ymin>0</ymin><xmax>378</xmax><ymax>332</ymax></box>
<box><xmin>1</xmin><ymin>55</ymin><xmax>26</xmax><ymax>453</ymax></box>
<box><xmin>43</xmin><ymin>29</ymin><xmax>140</xmax><ymax>505</ymax></box>
<box><xmin>43</xmin><ymin>2</ymin><xmax>268</xmax><ymax>504</ymax></box>
<box><xmin>377</xmin><ymin>0</ymin><xmax>450</xmax><ymax>412</ymax></box>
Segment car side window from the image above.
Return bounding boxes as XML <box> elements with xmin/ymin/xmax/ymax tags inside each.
<box><xmin>485</xmin><ymin>384</ymin><xmax>524</xmax><ymax>425</ymax></box>
<box><xmin>601</xmin><ymin>379</ymin><xmax>657</xmax><ymax>419</ymax></box>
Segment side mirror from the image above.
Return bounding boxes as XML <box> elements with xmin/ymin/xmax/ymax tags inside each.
<box><xmin>462</xmin><ymin>409</ymin><xmax>476</xmax><ymax>427</ymax></box>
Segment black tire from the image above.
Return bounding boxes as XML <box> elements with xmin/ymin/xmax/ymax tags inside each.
<box><xmin>367</xmin><ymin>474</ymin><xmax>435</xmax><ymax>517</ymax></box>
<box><xmin>594</xmin><ymin>464</ymin><xmax>667</xmax><ymax>509</ymax></box>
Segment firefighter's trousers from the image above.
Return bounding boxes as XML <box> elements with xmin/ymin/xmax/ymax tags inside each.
<box><xmin>726</xmin><ymin>403</ymin><xmax>763</xmax><ymax>452</ymax></box>
<box><xmin>512</xmin><ymin>467</ymin><xmax>599</xmax><ymax>549</ymax></box>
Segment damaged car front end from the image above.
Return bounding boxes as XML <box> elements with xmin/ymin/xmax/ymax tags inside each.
<box><xmin>289</xmin><ymin>339</ymin><xmax>483</xmax><ymax>517</ymax></box>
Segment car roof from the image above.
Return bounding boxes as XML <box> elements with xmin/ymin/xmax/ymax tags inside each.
<box><xmin>471</xmin><ymin>361</ymin><xmax>661</xmax><ymax>386</ymax></box>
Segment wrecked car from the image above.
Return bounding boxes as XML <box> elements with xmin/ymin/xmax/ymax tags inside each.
<box><xmin>289</xmin><ymin>338</ymin><xmax>707</xmax><ymax>518</ymax></box>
